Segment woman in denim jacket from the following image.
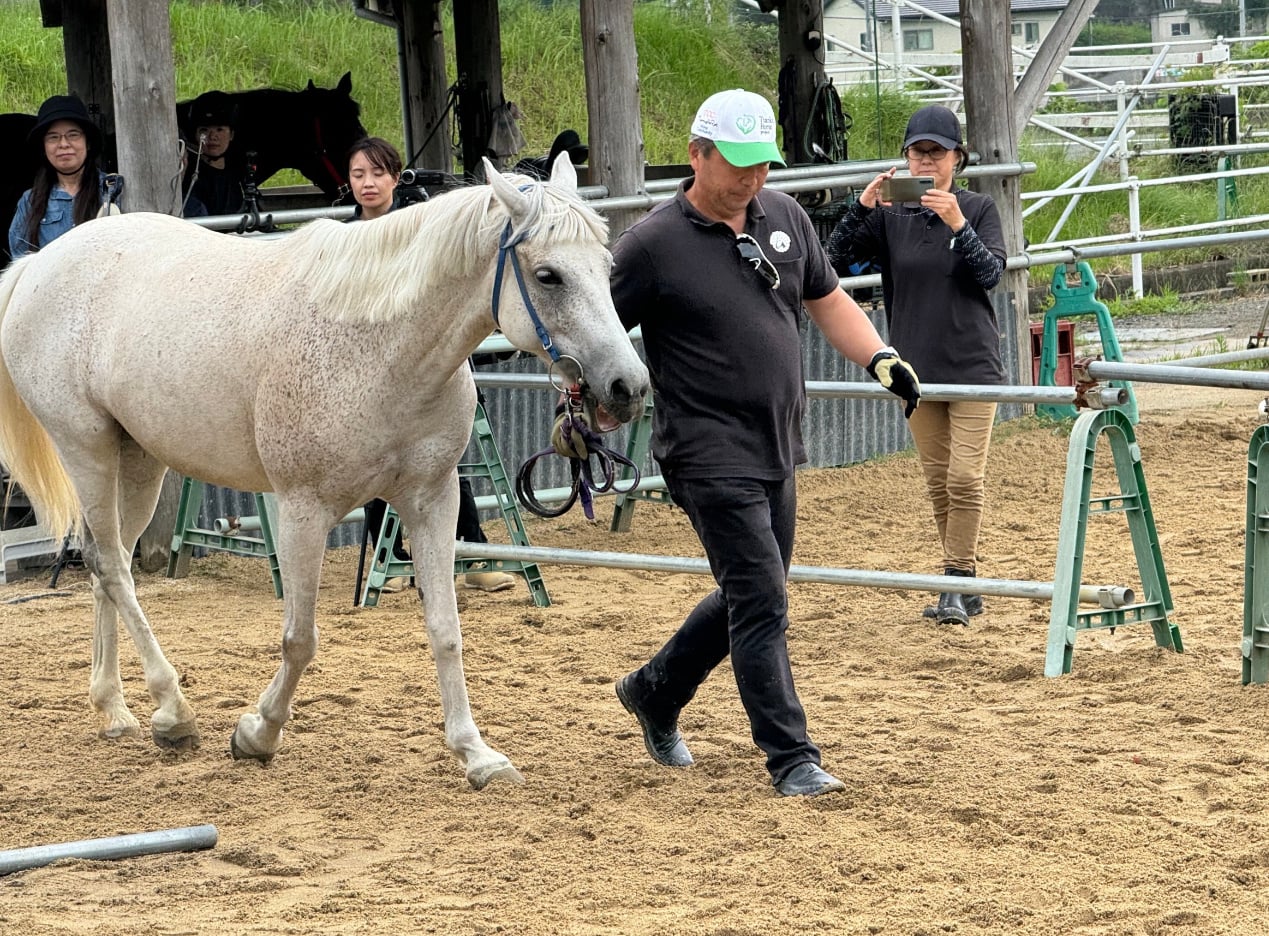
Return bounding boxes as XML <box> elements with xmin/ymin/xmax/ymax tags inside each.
<box><xmin>8</xmin><ymin>95</ymin><xmax>109</xmax><ymax>259</ymax></box>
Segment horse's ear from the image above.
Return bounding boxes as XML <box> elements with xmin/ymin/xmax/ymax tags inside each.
<box><xmin>306</xmin><ymin>79</ymin><xmax>316</xmax><ymax>91</ymax></box>
<box><xmin>548</xmin><ymin>151</ymin><xmax>577</xmax><ymax>192</ymax></box>
<box><xmin>484</xmin><ymin>157</ymin><xmax>531</xmax><ymax>226</ymax></box>
<box><xmin>337</xmin><ymin>72</ymin><xmax>353</xmax><ymax>94</ymax></box>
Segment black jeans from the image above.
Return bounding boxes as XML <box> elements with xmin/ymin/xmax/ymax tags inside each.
<box><xmin>626</xmin><ymin>473</ymin><xmax>820</xmax><ymax>783</ymax></box>
<box><xmin>365</xmin><ymin>478</ymin><xmax>486</xmax><ymax>561</ymax></box>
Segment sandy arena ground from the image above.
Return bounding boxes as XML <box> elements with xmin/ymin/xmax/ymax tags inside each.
<box><xmin>2</xmin><ymin>360</ymin><xmax>1269</xmax><ymax>934</ymax></box>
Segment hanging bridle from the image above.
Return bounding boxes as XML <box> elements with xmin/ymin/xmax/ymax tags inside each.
<box><xmin>311</xmin><ymin>115</ymin><xmax>350</xmax><ymax>203</ymax></box>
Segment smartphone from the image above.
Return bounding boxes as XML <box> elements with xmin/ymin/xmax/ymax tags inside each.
<box><xmin>880</xmin><ymin>175</ymin><xmax>934</xmax><ymax>203</ymax></box>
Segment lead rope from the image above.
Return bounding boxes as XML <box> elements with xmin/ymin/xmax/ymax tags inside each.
<box><xmin>514</xmin><ymin>386</ymin><xmax>640</xmax><ymax>520</ymax></box>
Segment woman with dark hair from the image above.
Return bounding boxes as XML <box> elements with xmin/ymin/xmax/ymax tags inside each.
<box><xmin>345</xmin><ymin>136</ymin><xmax>517</xmax><ymax>595</ymax></box>
<box><xmin>828</xmin><ymin>104</ymin><xmax>1006</xmax><ymax>626</ymax></box>
<box><xmin>347</xmin><ymin>135</ymin><xmax>402</xmax><ymax>221</ymax></box>
<box><xmin>8</xmin><ymin>94</ymin><xmax>109</xmax><ymax>259</ymax></box>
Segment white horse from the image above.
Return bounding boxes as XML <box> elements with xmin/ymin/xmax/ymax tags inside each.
<box><xmin>0</xmin><ymin>155</ymin><xmax>648</xmax><ymax>789</ymax></box>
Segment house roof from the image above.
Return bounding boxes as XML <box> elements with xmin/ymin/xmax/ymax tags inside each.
<box><xmin>840</xmin><ymin>0</ymin><xmax>1068</xmax><ymax>15</ymax></box>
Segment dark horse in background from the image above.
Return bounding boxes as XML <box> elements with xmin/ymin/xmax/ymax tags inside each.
<box><xmin>0</xmin><ymin>72</ymin><xmax>365</xmax><ymax>269</ymax></box>
<box><xmin>0</xmin><ymin>113</ymin><xmax>40</xmax><ymax>269</ymax></box>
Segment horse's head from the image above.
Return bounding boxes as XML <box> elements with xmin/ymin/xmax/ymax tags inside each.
<box><xmin>484</xmin><ymin>155</ymin><xmax>649</xmax><ymax>428</ymax></box>
<box><xmin>298</xmin><ymin>72</ymin><xmax>367</xmax><ymax>201</ymax></box>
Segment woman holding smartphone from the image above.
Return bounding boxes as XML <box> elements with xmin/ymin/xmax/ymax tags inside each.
<box><xmin>827</xmin><ymin>104</ymin><xmax>1007</xmax><ymax>626</ymax></box>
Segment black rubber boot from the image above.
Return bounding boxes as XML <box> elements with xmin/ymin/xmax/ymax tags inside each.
<box><xmin>934</xmin><ymin>568</ymin><xmax>973</xmax><ymax>625</ymax></box>
<box><xmin>924</xmin><ymin>592</ymin><xmax>984</xmax><ymax>618</ymax></box>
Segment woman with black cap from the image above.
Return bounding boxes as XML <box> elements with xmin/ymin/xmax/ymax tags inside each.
<box><xmin>828</xmin><ymin>103</ymin><xmax>1007</xmax><ymax>627</ymax></box>
<box><xmin>7</xmin><ymin>94</ymin><xmax>109</xmax><ymax>259</ymax></box>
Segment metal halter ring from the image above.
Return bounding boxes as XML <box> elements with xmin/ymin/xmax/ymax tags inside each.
<box><xmin>547</xmin><ymin>355</ymin><xmax>584</xmax><ymax>394</ymax></box>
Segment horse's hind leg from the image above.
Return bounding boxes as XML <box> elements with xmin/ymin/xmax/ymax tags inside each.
<box><xmin>79</xmin><ymin>442</ymin><xmax>197</xmax><ymax>750</ymax></box>
<box><xmin>229</xmin><ymin>497</ymin><xmax>331</xmax><ymax>764</ymax></box>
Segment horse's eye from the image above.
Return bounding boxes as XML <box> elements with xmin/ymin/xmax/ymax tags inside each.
<box><xmin>535</xmin><ymin>269</ymin><xmax>562</xmax><ymax>287</ymax></box>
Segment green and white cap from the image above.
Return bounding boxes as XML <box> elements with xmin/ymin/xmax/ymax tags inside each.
<box><xmin>690</xmin><ymin>89</ymin><xmax>786</xmax><ymax>168</ymax></box>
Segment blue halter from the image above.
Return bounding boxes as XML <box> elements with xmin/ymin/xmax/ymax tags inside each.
<box><xmin>491</xmin><ymin>219</ymin><xmax>561</xmax><ymax>364</ymax></box>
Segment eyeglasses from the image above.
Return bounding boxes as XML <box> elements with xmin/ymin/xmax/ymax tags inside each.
<box><xmin>44</xmin><ymin>130</ymin><xmax>85</xmax><ymax>146</ymax></box>
<box><xmin>735</xmin><ymin>233</ymin><xmax>780</xmax><ymax>290</ymax></box>
<box><xmin>905</xmin><ymin>144</ymin><xmax>949</xmax><ymax>162</ymax></box>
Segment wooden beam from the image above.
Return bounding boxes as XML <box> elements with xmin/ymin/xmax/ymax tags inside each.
<box><xmin>961</xmin><ymin>0</ymin><xmax>1029</xmax><ymax>384</ymax></box>
<box><xmin>1014</xmin><ymin>0</ymin><xmax>1099</xmax><ymax>138</ymax></box>
<box><xmin>38</xmin><ymin>0</ymin><xmax>61</xmax><ymax>28</ymax></box>
<box><xmin>453</xmin><ymin>0</ymin><xmax>506</xmax><ymax>179</ymax></box>
<box><xmin>104</xmin><ymin>0</ymin><xmax>182</xmax><ymax>570</ymax></box>
<box><xmin>61</xmin><ymin>0</ymin><xmax>113</xmax><ymax>161</ymax></box>
<box><xmin>401</xmin><ymin>0</ymin><xmax>451</xmax><ymax>172</ymax></box>
<box><xmin>580</xmin><ymin>0</ymin><xmax>643</xmax><ymax>238</ymax></box>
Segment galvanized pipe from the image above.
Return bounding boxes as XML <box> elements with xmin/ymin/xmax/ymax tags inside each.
<box><xmin>0</xmin><ymin>824</ymin><xmax>218</xmax><ymax>876</ymax></box>
<box><xmin>1082</xmin><ymin>359</ymin><xmax>1269</xmax><ymax>391</ymax></box>
<box><xmin>1169</xmin><ymin>347</ymin><xmax>1269</xmax><ymax>369</ymax></box>
<box><xmin>211</xmin><ymin>376</ymin><xmax>1126</xmax><ymax>532</ymax></box>
<box><xmin>217</xmin><ymin>509</ymin><xmax>363</xmax><ymax>536</ymax></box>
<box><xmin>474</xmin><ymin>372</ymin><xmax>1127</xmax><ymax>407</ymax></box>
<box><xmin>455</xmin><ymin>542</ymin><xmax>1134</xmax><ymax>608</ymax></box>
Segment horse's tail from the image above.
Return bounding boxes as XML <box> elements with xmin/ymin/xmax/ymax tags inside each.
<box><xmin>0</xmin><ymin>259</ymin><xmax>81</xmax><ymax>540</ymax></box>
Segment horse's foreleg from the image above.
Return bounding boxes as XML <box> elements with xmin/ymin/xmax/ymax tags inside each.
<box><xmin>398</xmin><ymin>494</ymin><xmax>523</xmax><ymax>790</ymax></box>
<box><xmin>229</xmin><ymin>503</ymin><xmax>327</xmax><ymax>764</ymax></box>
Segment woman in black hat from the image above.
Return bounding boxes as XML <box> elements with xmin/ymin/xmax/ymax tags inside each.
<box><xmin>828</xmin><ymin>104</ymin><xmax>1007</xmax><ymax>627</ymax></box>
<box><xmin>182</xmin><ymin>90</ymin><xmax>244</xmax><ymax>216</ymax></box>
<box><xmin>7</xmin><ymin>94</ymin><xmax>109</xmax><ymax>259</ymax></box>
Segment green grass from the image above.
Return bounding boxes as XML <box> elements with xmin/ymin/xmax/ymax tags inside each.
<box><xmin>1102</xmin><ymin>288</ymin><xmax>1197</xmax><ymax>318</ymax></box>
<box><xmin>1</xmin><ymin>0</ymin><xmax>1264</xmax><ymax>285</ymax></box>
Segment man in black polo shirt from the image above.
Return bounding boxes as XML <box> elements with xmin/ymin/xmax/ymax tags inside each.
<box><xmin>610</xmin><ymin>88</ymin><xmax>921</xmax><ymax>797</ymax></box>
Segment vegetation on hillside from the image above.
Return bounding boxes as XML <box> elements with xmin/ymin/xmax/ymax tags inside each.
<box><xmin>0</xmin><ymin>0</ymin><xmax>1264</xmax><ymax>283</ymax></box>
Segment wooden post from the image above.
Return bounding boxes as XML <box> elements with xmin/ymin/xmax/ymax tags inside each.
<box><xmin>580</xmin><ymin>0</ymin><xmax>644</xmax><ymax>238</ymax></box>
<box><xmin>105</xmin><ymin>0</ymin><xmax>179</xmax><ymax>215</ymax></box>
<box><xmin>60</xmin><ymin>0</ymin><xmax>114</xmax><ymax>166</ymax></box>
<box><xmin>453</xmin><ymin>0</ymin><xmax>506</xmax><ymax>179</ymax></box>
<box><xmin>774</xmin><ymin>0</ymin><xmax>825</xmax><ymax>166</ymax></box>
<box><xmin>402</xmin><ymin>0</ymin><xmax>451</xmax><ymax>172</ymax></box>
<box><xmin>104</xmin><ymin>0</ymin><xmax>182</xmax><ymax>570</ymax></box>
<box><xmin>962</xmin><ymin>0</ymin><xmax>1029</xmax><ymax>384</ymax></box>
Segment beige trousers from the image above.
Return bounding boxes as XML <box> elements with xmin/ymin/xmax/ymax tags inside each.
<box><xmin>906</xmin><ymin>400</ymin><xmax>996</xmax><ymax>573</ymax></box>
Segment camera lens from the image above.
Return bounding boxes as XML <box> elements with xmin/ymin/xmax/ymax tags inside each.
<box><xmin>399</xmin><ymin>169</ymin><xmax>418</xmax><ymax>186</ymax></box>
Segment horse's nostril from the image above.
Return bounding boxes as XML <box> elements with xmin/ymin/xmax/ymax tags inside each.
<box><xmin>611</xmin><ymin>378</ymin><xmax>633</xmax><ymax>407</ymax></box>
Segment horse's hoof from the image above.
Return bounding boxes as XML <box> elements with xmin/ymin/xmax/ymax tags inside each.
<box><xmin>229</xmin><ymin>726</ymin><xmax>274</xmax><ymax>764</ymax></box>
<box><xmin>152</xmin><ymin>722</ymin><xmax>201</xmax><ymax>752</ymax></box>
<box><xmin>467</xmin><ymin>761</ymin><xmax>524</xmax><ymax>791</ymax></box>
<box><xmin>98</xmin><ymin>723</ymin><xmax>142</xmax><ymax>740</ymax></box>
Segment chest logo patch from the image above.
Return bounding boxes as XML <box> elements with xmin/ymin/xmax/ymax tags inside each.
<box><xmin>769</xmin><ymin>231</ymin><xmax>791</xmax><ymax>253</ymax></box>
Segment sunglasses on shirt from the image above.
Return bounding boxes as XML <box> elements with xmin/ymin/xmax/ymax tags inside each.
<box><xmin>734</xmin><ymin>233</ymin><xmax>780</xmax><ymax>290</ymax></box>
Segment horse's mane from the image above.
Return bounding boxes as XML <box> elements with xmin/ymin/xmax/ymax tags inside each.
<box><xmin>296</xmin><ymin>175</ymin><xmax>609</xmax><ymax>323</ymax></box>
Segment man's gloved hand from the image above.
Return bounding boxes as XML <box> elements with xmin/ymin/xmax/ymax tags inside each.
<box><xmin>866</xmin><ymin>347</ymin><xmax>921</xmax><ymax>418</ymax></box>
<box><xmin>551</xmin><ymin>410</ymin><xmax>591</xmax><ymax>459</ymax></box>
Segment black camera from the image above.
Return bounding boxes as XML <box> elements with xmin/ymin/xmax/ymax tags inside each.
<box><xmin>393</xmin><ymin>169</ymin><xmax>430</xmax><ymax>209</ymax></box>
